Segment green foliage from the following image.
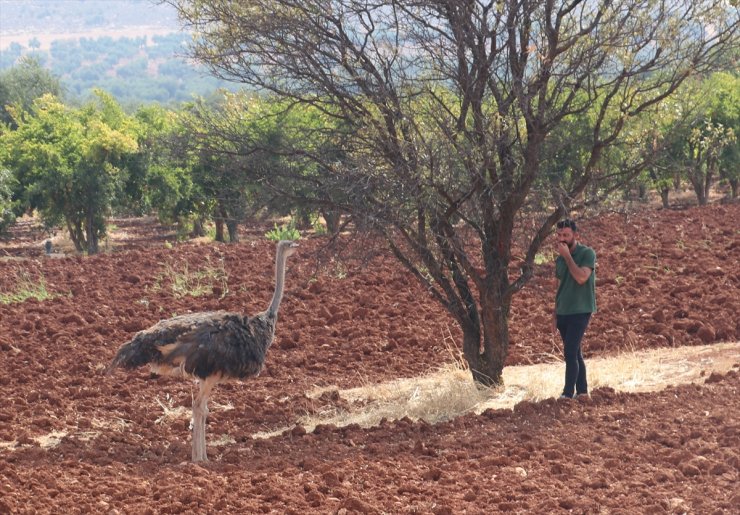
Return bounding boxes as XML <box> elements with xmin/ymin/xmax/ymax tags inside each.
<box><xmin>0</xmin><ymin>56</ymin><xmax>63</xmax><ymax>127</ymax></box>
<box><xmin>646</xmin><ymin>73</ymin><xmax>739</xmax><ymax>204</ymax></box>
<box><xmin>0</xmin><ymin>168</ymin><xmax>17</xmax><ymax>233</ymax></box>
<box><xmin>705</xmin><ymin>72</ymin><xmax>740</xmax><ymax>193</ymax></box>
<box><xmin>0</xmin><ymin>272</ymin><xmax>53</xmax><ymax>304</ymax></box>
<box><xmin>311</xmin><ymin>214</ymin><xmax>327</xmax><ymax>235</ymax></box>
<box><xmin>174</xmin><ymin>91</ymin><xmax>299</xmax><ymax>241</ymax></box>
<box><xmin>534</xmin><ymin>252</ymin><xmax>553</xmax><ymax>266</ymax></box>
<box><xmin>0</xmin><ymin>90</ymin><xmax>138</xmax><ymax>253</ymax></box>
<box><xmin>265</xmin><ymin>220</ymin><xmax>300</xmax><ymax>242</ymax></box>
<box><xmin>116</xmin><ymin>103</ymin><xmax>192</xmax><ymax>219</ymax></box>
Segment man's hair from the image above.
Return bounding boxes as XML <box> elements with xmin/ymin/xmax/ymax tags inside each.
<box><xmin>557</xmin><ymin>218</ymin><xmax>577</xmax><ymax>231</ymax></box>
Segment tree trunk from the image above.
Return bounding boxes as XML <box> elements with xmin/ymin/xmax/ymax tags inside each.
<box><xmin>703</xmin><ymin>166</ymin><xmax>715</xmax><ymax>205</ymax></box>
<box><xmin>191</xmin><ymin>217</ymin><xmax>206</xmax><ymax>238</ymax></box>
<box><xmin>86</xmin><ymin>210</ymin><xmax>98</xmax><ymax>255</ymax></box>
<box><xmin>321</xmin><ymin>209</ymin><xmax>342</xmax><ymax>234</ymax></box>
<box><xmin>460</xmin><ymin>305</ymin><xmax>510</xmax><ymax>387</ymax></box>
<box><xmin>214</xmin><ymin>206</ymin><xmax>226</xmax><ymax>242</ymax></box>
<box><xmin>214</xmin><ymin>219</ymin><xmax>224</xmax><ymax>242</ymax></box>
<box><xmin>696</xmin><ymin>190</ymin><xmax>708</xmax><ymax>206</ymax></box>
<box><xmin>297</xmin><ymin>209</ymin><xmax>312</xmax><ymax>230</ymax></box>
<box><xmin>729</xmin><ymin>179</ymin><xmax>738</xmax><ymax>199</ymax></box>
<box><xmin>638</xmin><ymin>182</ymin><xmax>647</xmax><ymax>201</ymax></box>
<box><xmin>689</xmin><ymin>173</ymin><xmax>709</xmax><ymax>206</ymax></box>
<box><xmin>66</xmin><ymin>219</ymin><xmax>84</xmax><ymax>252</ymax></box>
<box><xmin>673</xmin><ymin>172</ymin><xmax>681</xmax><ymax>191</ymax></box>
<box><xmin>226</xmin><ymin>219</ymin><xmax>239</xmax><ymax>243</ymax></box>
<box><xmin>660</xmin><ymin>187</ymin><xmax>670</xmax><ymax>208</ymax></box>
<box><xmin>458</xmin><ymin>274</ymin><xmax>512</xmax><ymax>387</ymax></box>
<box><xmin>696</xmin><ymin>186</ymin><xmax>708</xmax><ymax>206</ymax></box>
<box><xmin>461</xmin><ymin>324</ymin><xmax>489</xmax><ymax>385</ymax></box>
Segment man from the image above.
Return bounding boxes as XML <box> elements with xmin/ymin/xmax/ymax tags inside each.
<box><xmin>553</xmin><ymin>218</ymin><xmax>596</xmax><ymax>400</ymax></box>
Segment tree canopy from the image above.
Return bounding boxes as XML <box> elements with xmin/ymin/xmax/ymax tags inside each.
<box><xmin>0</xmin><ymin>56</ymin><xmax>63</xmax><ymax>127</ymax></box>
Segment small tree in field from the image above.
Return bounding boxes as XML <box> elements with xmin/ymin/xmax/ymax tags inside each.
<box><xmin>685</xmin><ymin>121</ymin><xmax>736</xmax><ymax>205</ymax></box>
<box><xmin>0</xmin><ymin>91</ymin><xmax>138</xmax><ymax>254</ymax></box>
<box><xmin>649</xmin><ymin>75</ymin><xmax>738</xmax><ymax>206</ymax></box>
<box><xmin>171</xmin><ymin>0</ymin><xmax>738</xmax><ymax>385</ymax></box>
<box><xmin>706</xmin><ymin>72</ymin><xmax>740</xmax><ymax>199</ymax></box>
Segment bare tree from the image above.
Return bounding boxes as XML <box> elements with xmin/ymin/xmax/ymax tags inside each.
<box><xmin>170</xmin><ymin>0</ymin><xmax>738</xmax><ymax>385</ymax></box>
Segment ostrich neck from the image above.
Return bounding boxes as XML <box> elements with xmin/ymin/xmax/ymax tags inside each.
<box><xmin>267</xmin><ymin>249</ymin><xmax>288</xmax><ymax>318</ymax></box>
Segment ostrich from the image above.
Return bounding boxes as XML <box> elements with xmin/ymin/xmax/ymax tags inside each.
<box><xmin>107</xmin><ymin>240</ymin><xmax>298</xmax><ymax>462</ymax></box>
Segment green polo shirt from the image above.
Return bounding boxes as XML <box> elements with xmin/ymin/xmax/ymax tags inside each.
<box><xmin>555</xmin><ymin>243</ymin><xmax>597</xmax><ymax>315</ymax></box>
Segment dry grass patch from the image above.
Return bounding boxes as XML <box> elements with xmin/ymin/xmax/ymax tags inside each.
<box><xmin>258</xmin><ymin>341</ymin><xmax>739</xmax><ymax>438</ymax></box>
<box><xmin>154</xmin><ymin>395</ymin><xmax>191</xmax><ymax>425</ymax></box>
<box><xmin>587</xmin><ymin>341</ymin><xmax>739</xmax><ymax>392</ymax></box>
<box><xmin>309</xmin><ymin>363</ymin><xmax>485</xmax><ymax>430</ymax></box>
<box><xmin>210</xmin><ymin>434</ymin><xmax>237</xmax><ymax>447</ymax></box>
<box><xmin>34</xmin><ymin>431</ymin><xmax>68</xmax><ymax>449</ymax></box>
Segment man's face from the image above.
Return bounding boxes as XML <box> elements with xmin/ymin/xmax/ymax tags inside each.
<box><xmin>556</xmin><ymin>227</ymin><xmax>576</xmax><ymax>250</ymax></box>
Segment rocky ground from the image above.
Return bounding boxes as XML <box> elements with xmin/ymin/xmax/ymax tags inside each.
<box><xmin>0</xmin><ymin>203</ymin><xmax>738</xmax><ymax>514</ymax></box>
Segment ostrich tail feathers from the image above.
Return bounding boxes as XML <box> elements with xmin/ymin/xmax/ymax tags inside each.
<box><xmin>104</xmin><ymin>357</ymin><xmax>120</xmax><ymax>376</ymax></box>
<box><xmin>107</xmin><ymin>336</ymin><xmax>161</xmax><ymax>374</ymax></box>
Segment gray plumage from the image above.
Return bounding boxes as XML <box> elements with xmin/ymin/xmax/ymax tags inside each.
<box><xmin>108</xmin><ymin>311</ymin><xmax>273</xmax><ymax>379</ymax></box>
<box><xmin>107</xmin><ymin>240</ymin><xmax>298</xmax><ymax>462</ymax></box>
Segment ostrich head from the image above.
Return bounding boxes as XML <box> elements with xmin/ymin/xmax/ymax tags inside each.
<box><xmin>278</xmin><ymin>239</ymin><xmax>299</xmax><ymax>259</ymax></box>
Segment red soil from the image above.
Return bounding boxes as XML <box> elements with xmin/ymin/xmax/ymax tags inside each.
<box><xmin>0</xmin><ymin>204</ymin><xmax>738</xmax><ymax>514</ymax></box>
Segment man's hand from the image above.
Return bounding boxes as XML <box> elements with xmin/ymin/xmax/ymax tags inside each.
<box><xmin>556</xmin><ymin>241</ymin><xmax>571</xmax><ymax>257</ymax></box>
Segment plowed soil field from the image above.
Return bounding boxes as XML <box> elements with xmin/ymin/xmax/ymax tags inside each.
<box><xmin>1</xmin><ymin>203</ymin><xmax>738</xmax><ymax>514</ymax></box>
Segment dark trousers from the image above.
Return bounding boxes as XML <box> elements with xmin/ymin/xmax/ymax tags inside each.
<box><xmin>556</xmin><ymin>313</ymin><xmax>592</xmax><ymax>397</ymax></box>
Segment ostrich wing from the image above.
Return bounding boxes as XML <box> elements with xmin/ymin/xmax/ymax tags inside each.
<box><xmin>108</xmin><ymin>311</ymin><xmax>275</xmax><ymax>379</ymax></box>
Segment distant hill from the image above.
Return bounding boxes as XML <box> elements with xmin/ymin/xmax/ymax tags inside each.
<box><xmin>0</xmin><ymin>0</ymin><xmax>178</xmax><ymax>36</ymax></box>
<box><xmin>0</xmin><ymin>0</ymin><xmax>241</xmax><ymax>107</ymax></box>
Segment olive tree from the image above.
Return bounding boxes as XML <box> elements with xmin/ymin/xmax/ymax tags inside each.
<box><xmin>171</xmin><ymin>0</ymin><xmax>738</xmax><ymax>385</ymax></box>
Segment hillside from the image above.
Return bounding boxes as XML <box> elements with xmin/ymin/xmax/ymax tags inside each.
<box><xmin>0</xmin><ymin>0</ymin><xmax>177</xmax><ymax>34</ymax></box>
<box><xmin>0</xmin><ymin>0</ymin><xmax>239</xmax><ymax>106</ymax></box>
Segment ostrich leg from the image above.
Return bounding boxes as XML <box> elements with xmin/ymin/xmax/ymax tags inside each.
<box><xmin>191</xmin><ymin>378</ymin><xmax>216</xmax><ymax>462</ymax></box>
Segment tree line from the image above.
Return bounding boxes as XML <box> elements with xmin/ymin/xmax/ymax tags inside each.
<box><xmin>1</xmin><ymin>61</ymin><xmax>734</xmax><ymax>245</ymax></box>
<box><xmin>0</xmin><ymin>64</ymin><xmax>318</xmax><ymax>250</ymax></box>
<box><xmin>1</xmin><ymin>0</ymin><xmax>738</xmax><ymax>385</ymax></box>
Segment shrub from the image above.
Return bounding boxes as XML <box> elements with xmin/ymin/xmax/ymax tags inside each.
<box><xmin>265</xmin><ymin>220</ymin><xmax>300</xmax><ymax>242</ymax></box>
